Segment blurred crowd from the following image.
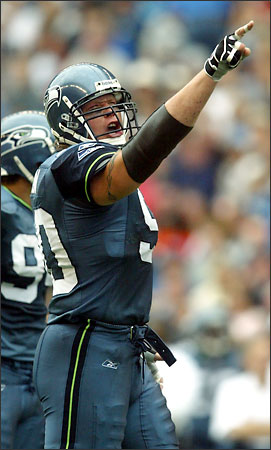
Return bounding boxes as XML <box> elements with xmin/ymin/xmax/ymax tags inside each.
<box><xmin>1</xmin><ymin>1</ymin><xmax>270</xmax><ymax>449</ymax></box>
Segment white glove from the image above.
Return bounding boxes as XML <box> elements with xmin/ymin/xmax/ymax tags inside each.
<box><xmin>204</xmin><ymin>20</ymin><xmax>254</xmax><ymax>81</ymax></box>
<box><xmin>145</xmin><ymin>351</ymin><xmax>163</xmax><ymax>388</ymax></box>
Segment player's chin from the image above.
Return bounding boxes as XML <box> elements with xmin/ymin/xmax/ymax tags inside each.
<box><xmin>104</xmin><ymin>130</ymin><xmax>124</xmax><ymax>138</ymax></box>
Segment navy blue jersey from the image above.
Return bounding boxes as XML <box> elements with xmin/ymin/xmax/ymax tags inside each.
<box><xmin>1</xmin><ymin>186</ymin><xmax>48</xmax><ymax>361</ymax></box>
<box><xmin>31</xmin><ymin>141</ymin><xmax>158</xmax><ymax>325</ymax></box>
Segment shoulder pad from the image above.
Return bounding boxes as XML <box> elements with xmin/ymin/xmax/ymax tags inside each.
<box><xmin>50</xmin><ymin>141</ymin><xmax>118</xmax><ymax>167</ymax></box>
<box><xmin>74</xmin><ymin>141</ymin><xmax>118</xmax><ymax>162</ymax></box>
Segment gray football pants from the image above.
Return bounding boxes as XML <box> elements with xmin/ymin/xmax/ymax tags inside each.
<box><xmin>33</xmin><ymin>320</ymin><xmax>178</xmax><ymax>449</ymax></box>
<box><xmin>1</xmin><ymin>358</ymin><xmax>45</xmax><ymax>450</ymax></box>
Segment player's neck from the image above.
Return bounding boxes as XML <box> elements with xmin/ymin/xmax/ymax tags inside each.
<box><xmin>2</xmin><ymin>177</ymin><xmax>32</xmax><ymax>207</ymax></box>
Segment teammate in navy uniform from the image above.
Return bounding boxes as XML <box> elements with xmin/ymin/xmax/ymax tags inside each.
<box><xmin>1</xmin><ymin>111</ymin><xmax>55</xmax><ymax>449</ymax></box>
<box><xmin>31</xmin><ymin>22</ymin><xmax>254</xmax><ymax>449</ymax></box>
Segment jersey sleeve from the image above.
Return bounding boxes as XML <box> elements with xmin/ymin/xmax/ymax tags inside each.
<box><xmin>51</xmin><ymin>142</ymin><xmax>117</xmax><ymax>203</ymax></box>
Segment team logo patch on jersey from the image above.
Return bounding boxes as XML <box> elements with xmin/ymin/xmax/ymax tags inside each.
<box><xmin>102</xmin><ymin>359</ymin><xmax>119</xmax><ymax>370</ymax></box>
<box><xmin>77</xmin><ymin>143</ymin><xmax>104</xmax><ymax>161</ymax></box>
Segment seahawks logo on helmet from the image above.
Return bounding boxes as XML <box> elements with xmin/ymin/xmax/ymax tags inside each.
<box><xmin>1</xmin><ymin>110</ymin><xmax>55</xmax><ymax>184</ymax></box>
<box><xmin>1</xmin><ymin>125</ymin><xmax>52</xmax><ymax>156</ymax></box>
<box><xmin>44</xmin><ymin>86</ymin><xmax>62</xmax><ymax>115</ymax></box>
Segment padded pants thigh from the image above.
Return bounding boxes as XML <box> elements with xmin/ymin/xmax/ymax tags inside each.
<box><xmin>34</xmin><ymin>324</ymin><xmax>135</xmax><ymax>449</ymax></box>
<box><xmin>34</xmin><ymin>324</ymin><xmax>178</xmax><ymax>449</ymax></box>
<box><xmin>122</xmin><ymin>364</ymin><xmax>178</xmax><ymax>449</ymax></box>
<box><xmin>1</xmin><ymin>363</ymin><xmax>45</xmax><ymax>450</ymax></box>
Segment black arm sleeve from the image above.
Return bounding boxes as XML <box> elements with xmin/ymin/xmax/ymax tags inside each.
<box><xmin>122</xmin><ymin>104</ymin><xmax>192</xmax><ymax>183</ymax></box>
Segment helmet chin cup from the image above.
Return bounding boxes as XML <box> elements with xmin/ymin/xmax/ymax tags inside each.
<box><xmin>102</xmin><ymin>134</ymin><xmax>127</xmax><ymax>147</ymax></box>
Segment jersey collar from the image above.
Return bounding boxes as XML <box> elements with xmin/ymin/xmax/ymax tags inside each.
<box><xmin>2</xmin><ymin>185</ymin><xmax>32</xmax><ymax>211</ymax></box>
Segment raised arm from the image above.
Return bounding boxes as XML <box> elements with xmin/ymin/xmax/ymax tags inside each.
<box><xmin>90</xmin><ymin>21</ymin><xmax>254</xmax><ymax>206</ymax></box>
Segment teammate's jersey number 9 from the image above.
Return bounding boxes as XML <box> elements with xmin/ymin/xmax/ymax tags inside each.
<box><xmin>1</xmin><ymin>234</ymin><xmax>45</xmax><ymax>304</ymax></box>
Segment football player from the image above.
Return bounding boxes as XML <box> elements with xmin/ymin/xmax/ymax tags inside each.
<box><xmin>1</xmin><ymin>111</ymin><xmax>55</xmax><ymax>449</ymax></box>
<box><xmin>31</xmin><ymin>22</ymin><xmax>254</xmax><ymax>449</ymax></box>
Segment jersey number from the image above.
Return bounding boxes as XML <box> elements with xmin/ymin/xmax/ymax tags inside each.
<box><xmin>34</xmin><ymin>190</ymin><xmax>157</xmax><ymax>297</ymax></box>
<box><xmin>34</xmin><ymin>208</ymin><xmax>78</xmax><ymax>296</ymax></box>
<box><xmin>138</xmin><ymin>189</ymin><xmax>158</xmax><ymax>263</ymax></box>
<box><xmin>1</xmin><ymin>234</ymin><xmax>44</xmax><ymax>304</ymax></box>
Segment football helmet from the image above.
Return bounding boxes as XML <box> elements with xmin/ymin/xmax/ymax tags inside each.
<box><xmin>44</xmin><ymin>62</ymin><xmax>140</xmax><ymax>147</ymax></box>
<box><xmin>1</xmin><ymin>110</ymin><xmax>55</xmax><ymax>183</ymax></box>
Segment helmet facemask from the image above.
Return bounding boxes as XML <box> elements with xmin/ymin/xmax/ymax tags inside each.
<box><xmin>45</xmin><ymin>63</ymin><xmax>141</xmax><ymax>148</ymax></box>
<box><xmin>77</xmin><ymin>91</ymin><xmax>139</xmax><ymax>146</ymax></box>
<box><xmin>52</xmin><ymin>88</ymin><xmax>140</xmax><ymax>148</ymax></box>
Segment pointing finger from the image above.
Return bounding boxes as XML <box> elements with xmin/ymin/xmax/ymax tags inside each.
<box><xmin>234</xmin><ymin>20</ymin><xmax>254</xmax><ymax>40</ymax></box>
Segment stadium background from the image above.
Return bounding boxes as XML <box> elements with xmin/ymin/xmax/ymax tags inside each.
<box><xmin>1</xmin><ymin>1</ymin><xmax>270</xmax><ymax>449</ymax></box>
